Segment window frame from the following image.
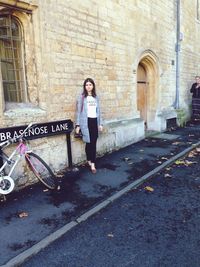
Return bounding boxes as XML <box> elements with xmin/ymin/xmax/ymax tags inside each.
<box><xmin>197</xmin><ymin>0</ymin><xmax>200</xmax><ymax>20</ymax></box>
<box><xmin>0</xmin><ymin>13</ymin><xmax>27</xmax><ymax>103</ymax></box>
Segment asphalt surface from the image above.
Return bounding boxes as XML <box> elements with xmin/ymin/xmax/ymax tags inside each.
<box><xmin>21</xmin><ymin>145</ymin><xmax>200</xmax><ymax>267</ymax></box>
<box><xmin>1</xmin><ymin>121</ymin><xmax>200</xmax><ymax>266</ymax></box>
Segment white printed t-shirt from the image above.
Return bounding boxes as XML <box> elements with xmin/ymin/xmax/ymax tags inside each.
<box><xmin>87</xmin><ymin>96</ymin><xmax>97</xmax><ymax>118</ymax></box>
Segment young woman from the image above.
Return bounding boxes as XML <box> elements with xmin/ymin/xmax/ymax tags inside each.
<box><xmin>75</xmin><ymin>78</ymin><xmax>103</xmax><ymax>173</ymax></box>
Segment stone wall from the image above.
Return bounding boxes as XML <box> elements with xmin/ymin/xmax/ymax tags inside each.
<box><xmin>0</xmin><ymin>0</ymin><xmax>199</xmax><ymax>188</ymax></box>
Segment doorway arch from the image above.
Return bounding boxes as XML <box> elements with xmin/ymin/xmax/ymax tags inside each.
<box><xmin>136</xmin><ymin>51</ymin><xmax>159</xmax><ymax>130</ymax></box>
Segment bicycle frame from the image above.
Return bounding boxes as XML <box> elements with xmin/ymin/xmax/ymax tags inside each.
<box><xmin>0</xmin><ymin>123</ymin><xmax>57</xmax><ymax>195</ymax></box>
<box><xmin>0</xmin><ymin>141</ymin><xmax>30</xmax><ymax>180</ymax></box>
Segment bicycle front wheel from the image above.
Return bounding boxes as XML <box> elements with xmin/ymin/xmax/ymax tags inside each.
<box><xmin>26</xmin><ymin>152</ymin><xmax>57</xmax><ymax>190</ymax></box>
<box><xmin>0</xmin><ymin>176</ymin><xmax>15</xmax><ymax>195</ymax></box>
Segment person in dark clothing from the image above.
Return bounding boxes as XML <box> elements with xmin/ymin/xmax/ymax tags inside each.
<box><xmin>190</xmin><ymin>76</ymin><xmax>200</xmax><ymax>120</ymax></box>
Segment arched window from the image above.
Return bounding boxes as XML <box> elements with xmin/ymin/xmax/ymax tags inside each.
<box><xmin>0</xmin><ymin>14</ymin><xmax>26</xmax><ymax>102</ymax></box>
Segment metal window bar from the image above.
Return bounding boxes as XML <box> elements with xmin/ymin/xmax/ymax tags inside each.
<box><xmin>9</xmin><ymin>16</ymin><xmax>19</xmax><ymax>102</ymax></box>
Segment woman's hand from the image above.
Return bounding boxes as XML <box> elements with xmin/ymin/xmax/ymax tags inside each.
<box><xmin>99</xmin><ymin>125</ymin><xmax>103</xmax><ymax>132</ymax></box>
<box><xmin>75</xmin><ymin>126</ymin><xmax>80</xmax><ymax>134</ymax></box>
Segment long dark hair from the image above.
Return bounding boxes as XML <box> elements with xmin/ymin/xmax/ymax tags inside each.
<box><xmin>83</xmin><ymin>78</ymin><xmax>96</xmax><ymax>97</ymax></box>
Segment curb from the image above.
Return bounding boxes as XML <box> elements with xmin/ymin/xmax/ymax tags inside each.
<box><xmin>2</xmin><ymin>141</ymin><xmax>200</xmax><ymax>267</ymax></box>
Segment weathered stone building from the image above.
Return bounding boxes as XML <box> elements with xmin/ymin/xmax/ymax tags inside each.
<box><xmin>0</xmin><ymin>0</ymin><xmax>199</xmax><ymax>186</ymax></box>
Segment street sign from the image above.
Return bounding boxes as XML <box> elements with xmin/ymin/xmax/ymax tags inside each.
<box><xmin>0</xmin><ymin>119</ymin><xmax>74</xmax><ymax>142</ymax></box>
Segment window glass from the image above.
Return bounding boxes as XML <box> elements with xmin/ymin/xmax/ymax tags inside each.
<box><xmin>0</xmin><ymin>15</ymin><xmax>25</xmax><ymax>102</ymax></box>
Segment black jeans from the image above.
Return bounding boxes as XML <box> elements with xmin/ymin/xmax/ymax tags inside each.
<box><xmin>85</xmin><ymin>118</ymin><xmax>98</xmax><ymax>164</ymax></box>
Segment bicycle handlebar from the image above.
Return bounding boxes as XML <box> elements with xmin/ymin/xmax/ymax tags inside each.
<box><xmin>0</xmin><ymin>123</ymin><xmax>34</xmax><ymax>148</ymax></box>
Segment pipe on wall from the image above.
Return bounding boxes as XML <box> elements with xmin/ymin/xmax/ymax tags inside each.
<box><xmin>174</xmin><ymin>0</ymin><xmax>181</xmax><ymax>109</ymax></box>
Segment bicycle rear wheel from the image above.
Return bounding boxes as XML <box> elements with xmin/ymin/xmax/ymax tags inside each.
<box><xmin>26</xmin><ymin>152</ymin><xmax>57</xmax><ymax>190</ymax></box>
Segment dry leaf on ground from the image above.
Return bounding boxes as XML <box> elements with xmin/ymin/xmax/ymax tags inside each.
<box><xmin>172</xmin><ymin>142</ymin><xmax>181</xmax><ymax>145</ymax></box>
<box><xmin>123</xmin><ymin>157</ymin><xmax>130</xmax><ymax>162</ymax></box>
<box><xmin>18</xmin><ymin>212</ymin><xmax>28</xmax><ymax>218</ymax></box>
<box><xmin>107</xmin><ymin>233</ymin><xmax>114</xmax><ymax>238</ymax></box>
<box><xmin>175</xmin><ymin>159</ymin><xmax>196</xmax><ymax>166</ymax></box>
<box><xmin>164</xmin><ymin>173</ymin><xmax>172</xmax><ymax>178</ymax></box>
<box><xmin>175</xmin><ymin>160</ymin><xmax>185</xmax><ymax>165</ymax></box>
<box><xmin>196</xmin><ymin>147</ymin><xmax>200</xmax><ymax>153</ymax></box>
<box><xmin>161</xmin><ymin>157</ymin><xmax>168</xmax><ymax>160</ymax></box>
<box><xmin>188</xmin><ymin>151</ymin><xmax>196</xmax><ymax>157</ymax></box>
<box><xmin>43</xmin><ymin>189</ymin><xmax>49</xmax><ymax>192</ymax></box>
<box><xmin>144</xmin><ymin>186</ymin><xmax>154</xmax><ymax>192</ymax></box>
<box><xmin>185</xmin><ymin>160</ymin><xmax>196</xmax><ymax>165</ymax></box>
<box><xmin>56</xmin><ymin>174</ymin><xmax>63</xmax><ymax>178</ymax></box>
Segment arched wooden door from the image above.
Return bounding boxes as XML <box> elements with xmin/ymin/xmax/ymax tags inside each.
<box><xmin>137</xmin><ymin>64</ymin><xmax>148</xmax><ymax>127</ymax></box>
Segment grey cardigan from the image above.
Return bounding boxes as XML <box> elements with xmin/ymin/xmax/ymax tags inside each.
<box><xmin>76</xmin><ymin>94</ymin><xmax>102</xmax><ymax>143</ymax></box>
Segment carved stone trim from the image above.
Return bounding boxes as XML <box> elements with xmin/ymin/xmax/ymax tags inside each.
<box><xmin>0</xmin><ymin>0</ymin><xmax>38</xmax><ymax>14</ymax></box>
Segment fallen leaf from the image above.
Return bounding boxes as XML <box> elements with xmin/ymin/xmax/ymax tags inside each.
<box><xmin>1</xmin><ymin>196</ymin><xmax>6</xmax><ymax>202</ymax></box>
<box><xmin>161</xmin><ymin>157</ymin><xmax>168</xmax><ymax>160</ymax></box>
<box><xmin>107</xmin><ymin>233</ymin><xmax>114</xmax><ymax>238</ymax></box>
<box><xmin>185</xmin><ymin>160</ymin><xmax>196</xmax><ymax>166</ymax></box>
<box><xmin>123</xmin><ymin>157</ymin><xmax>130</xmax><ymax>162</ymax></box>
<box><xmin>188</xmin><ymin>151</ymin><xmax>196</xmax><ymax>158</ymax></box>
<box><xmin>196</xmin><ymin>147</ymin><xmax>200</xmax><ymax>153</ymax></box>
<box><xmin>157</xmin><ymin>161</ymin><xmax>162</xmax><ymax>164</ymax></box>
<box><xmin>56</xmin><ymin>174</ymin><xmax>63</xmax><ymax>178</ymax></box>
<box><xmin>18</xmin><ymin>212</ymin><xmax>28</xmax><ymax>218</ymax></box>
<box><xmin>175</xmin><ymin>160</ymin><xmax>185</xmax><ymax>165</ymax></box>
<box><xmin>164</xmin><ymin>173</ymin><xmax>172</xmax><ymax>178</ymax></box>
<box><xmin>172</xmin><ymin>142</ymin><xmax>181</xmax><ymax>145</ymax></box>
<box><xmin>144</xmin><ymin>186</ymin><xmax>154</xmax><ymax>192</ymax></box>
<box><xmin>175</xmin><ymin>159</ymin><xmax>196</xmax><ymax>166</ymax></box>
<box><xmin>43</xmin><ymin>189</ymin><xmax>49</xmax><ymax>192</ymax></box>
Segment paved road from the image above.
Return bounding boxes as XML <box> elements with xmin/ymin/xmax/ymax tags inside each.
<box><xmin>21</xmin><ymin>146</ymin><xmax>200</xmax><ymax>267</ymax></box>
<box><xmin>2</xmin><ymin>123</ymin><xmax>199</xmax><ymax>265</ymax></box>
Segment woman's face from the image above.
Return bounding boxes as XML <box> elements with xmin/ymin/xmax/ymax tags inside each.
<box><xmin>85</xmin><ymin>81</ymin><xmax>93</xmax><ymax>94</ymax></box>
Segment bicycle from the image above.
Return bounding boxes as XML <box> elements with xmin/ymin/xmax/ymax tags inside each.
<box><xmin>0</xmin><ymin>123</ymin><xmax>57</xmax><ymax>195</ymax></box>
